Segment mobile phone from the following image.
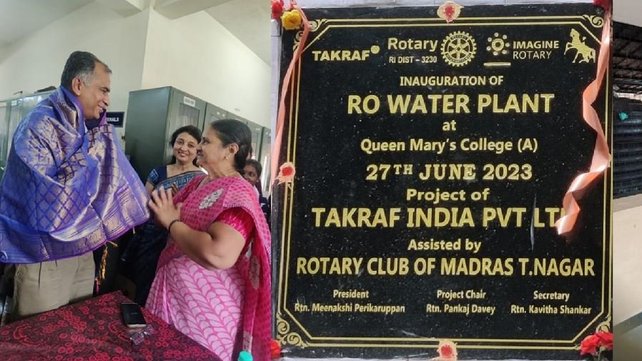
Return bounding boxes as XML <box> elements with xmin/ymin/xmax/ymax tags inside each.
<box><xmin>120</xmin><ymin>302</ymin><xmax>147</xmax><ymax>328</ymax></box>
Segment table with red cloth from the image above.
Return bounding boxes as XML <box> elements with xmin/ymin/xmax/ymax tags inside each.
<box><xmin>0</xmin><ymin>291</ymin><xmax>220</xmax><ymax>360</ymax></box>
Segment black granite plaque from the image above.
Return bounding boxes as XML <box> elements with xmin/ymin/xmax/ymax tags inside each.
<box><xmin>274</xmin><ymin>3</ymin><xmax>612</xmax><ymax>359</ymax></box>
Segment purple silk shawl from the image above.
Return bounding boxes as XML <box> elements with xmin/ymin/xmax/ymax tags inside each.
<box><xmin>0</xmin><ymin>87</ymin><xmax>150</xmax><ymax>263</ymax></box>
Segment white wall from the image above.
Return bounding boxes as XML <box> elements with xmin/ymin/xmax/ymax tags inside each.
<box><xmin>142</xmin><ymin>10</ymin><xmax>271</xmax><ymax>127</ymax></box>
<box><xmin>0</xmin><ymin>1</ymin><xmax>149</xmax><ymax>116</ymax></box>
<box><xmin>614</xmin><ymin>0</ymin><xmax>642</xmax><ymax>26</ymax></box>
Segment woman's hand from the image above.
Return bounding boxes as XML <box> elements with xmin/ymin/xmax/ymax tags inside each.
<box><xmin>148</xmin><ymin>188</ymin><xmax>182</xmax><ymax>229</ymax></box>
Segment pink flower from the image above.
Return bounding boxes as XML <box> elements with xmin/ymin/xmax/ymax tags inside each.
<box><xmin>580</xmin><ymin>334</ymin><xmax>600</xmax><ymax>356</ymax></box>
<box><xmin>437</xmin><ymin>340</ymin><xmax>458</xmax><ymax>360</ymax></box>
<box><xmin>437</xmin><ymin>1</ymin><xmax>463</xmax><ymax>23</ymax></box>
<box><xmin>580</xmin><ymin>331</ymin><xmax>613</xmax><ymax>357</ymax></box>
<box><xmin>277</xmin><ymin>162</ymin><xmax>296</xmax><ymax>184</ymax></box>
<box><xmin>596</xmin><ymin>331</ymin><xmax>613</xmax><ymax>350</ymax></box>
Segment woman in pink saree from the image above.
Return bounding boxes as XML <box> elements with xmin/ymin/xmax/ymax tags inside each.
<box><xmin>146</xmin><ymin>119</ymin><xmax>271</xmax><ymax>361</ymax></box>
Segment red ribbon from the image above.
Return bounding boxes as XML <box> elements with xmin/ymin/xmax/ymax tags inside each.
<box><xmin>555</xmin><ymin>9</ymin><xmax>612</xmax><ymax>236</ymax></box>
<box><xmin>272</xmin><ymin>1</ymin><xmax>310</xmax><ymax>186</ymax></box>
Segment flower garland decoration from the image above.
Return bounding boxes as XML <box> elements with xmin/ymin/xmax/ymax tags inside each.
<box><xmin>270</xmin><ymin>0</ymin><xmax>310</xmax><ymax>187</ymax></box>
<box><xmin>430</xmin><ymin>339</ymin><xmax>458</xmax><ymax>360</ymax></box>
<box><xmin>270</xmin><ymin>339</ymin><xmax>282</xmax><ymax>359</ymax></box>
<box><xmin>276</xmin><ymin>162</ymin><xmax>296</xmax><ymax>184</ymax></box>
<box><xmin>579</xmin><ymin>330</ymin><xmax>613</xmax><ymax>361</ymax></box>
<box><xmin>271</xmin><ymin>0</ymin><xmax>284</xmax><ymax>20</ymax></box>
<box><xmin>272</xmin><ymin>0</ymin><xmax>303</xmax><ymax>30</ymax></box>
<box><xmin>281</xmin><ymin>9</ymin><xmax>303</xmax><ymax>30</ymax></box>
<box><xmin>437</xmin><ymin>1</ymin><xmax>463</xmax><ymax>23</ymax></box>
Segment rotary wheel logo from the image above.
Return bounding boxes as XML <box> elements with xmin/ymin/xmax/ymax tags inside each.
<box><xmin>441</xmin><ymin>31</ymin><xmax>477</xmax><ymax>67</ymax></box>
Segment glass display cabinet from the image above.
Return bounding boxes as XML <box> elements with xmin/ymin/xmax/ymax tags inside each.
<box><xmin>124</xmin><ymin>86</ymin><xmax>206</xmax><ymax>180</ymax></box>
<box><xmin>0</xmin><ymin>91</ymin><xmax>53</xmax><ymax>179</ymax></box>
<box><xmin>124</xmin><ymin>86</ymin><xmax>272</xmax><ymax>186</ymax></box>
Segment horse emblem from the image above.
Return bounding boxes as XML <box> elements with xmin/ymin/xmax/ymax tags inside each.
<box><xmin>564</xmin><ymin>29</ymin><xmax>596</xmax><ymax>63</ymax></box>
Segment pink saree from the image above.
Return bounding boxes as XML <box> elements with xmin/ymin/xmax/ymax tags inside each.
<box><xmin>146</xmin><ymin>175</ymin><xmax>271</xmax><ymax>360</ymax></box>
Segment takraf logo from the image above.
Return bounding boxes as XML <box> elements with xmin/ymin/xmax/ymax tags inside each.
<box><xmin>312</xmin><ymin>45</ymin><xmax>380</xmax><ymax>62</ymax></box>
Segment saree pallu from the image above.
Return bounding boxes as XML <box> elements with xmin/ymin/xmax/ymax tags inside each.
<box><xmin>147</xmin><ymin>166</ymin><xmax>202</xmax><ymax>191</ymax></box>
<box><xmin>0</xmin><ymin>87</ymin><xmax>150</xmax><ymax>263</ymax></box>
<box><xmin>146</xmin><ymin>175</ymin><xmax>271</xmax><ymax>361</ymax></box>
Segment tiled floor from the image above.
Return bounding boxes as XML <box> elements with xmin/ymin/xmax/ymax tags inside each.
<box><xmin>613</xmin><ymin>195</ymin><xmax>642</xmax><ymax>361</ymax></box>
<box><xmin>613</xmin><ymin>195</ymin><xmax>642</xmax><ymax>324</ymax></box>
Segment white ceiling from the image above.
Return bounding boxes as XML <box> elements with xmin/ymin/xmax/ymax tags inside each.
<box><xmin>0</xmin><ymin>0</ymin><xmax>270</xmax><ymax>63</ymax></box>
<box><xmin>205</xmin><ymin>0</ymin><xmax>270</xmax><ymax>64</ymax></box>
<box><xmin>0</xmin><ymin>0</ymin><xmax>93</xmax><ymax>48</ymax></box>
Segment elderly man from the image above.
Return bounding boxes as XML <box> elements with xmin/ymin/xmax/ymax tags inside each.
<box><xmin>0</xmin><ymin>51</ymin><xmax>149</xmax><ymax>319</ymax></box>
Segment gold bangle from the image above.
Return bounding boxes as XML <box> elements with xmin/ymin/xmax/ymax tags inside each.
<box><xmin>168</xmin><ymin>219</ymin><xmax>181</xmax><ymax>233</ymax></box>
